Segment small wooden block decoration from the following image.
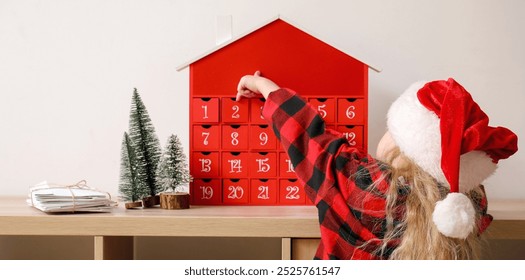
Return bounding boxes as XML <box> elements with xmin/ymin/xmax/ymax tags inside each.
<box><xmin>125</xmin><ymin>201</ymin><xmax>143</xmax><ymax>209</ymax></box>
<box><xmin>160</xmin><ymin>192</ymin><xmax>191</xmax><ymax>209</ymax></box>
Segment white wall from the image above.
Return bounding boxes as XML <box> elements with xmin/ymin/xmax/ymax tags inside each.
<box><xmin>1</xmin><ymin>0</ymin><xmax>523</xmax><ymax>200</ymax></box>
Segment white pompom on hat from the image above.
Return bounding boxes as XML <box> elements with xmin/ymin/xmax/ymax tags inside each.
<box><xmin>387</xmin><ymin>78</ymin><xmax>518</xmax><ymax>239</ymax></box>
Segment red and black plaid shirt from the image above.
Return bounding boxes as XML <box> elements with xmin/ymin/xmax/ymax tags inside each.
<box><xmin>262</xmin><ymin>88</ymin><xmax>492</xmax><ymax>260</ymax></box>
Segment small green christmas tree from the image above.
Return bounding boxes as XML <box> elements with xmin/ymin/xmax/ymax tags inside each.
<box><xmin>128</xmin><ymin>88</ymin><xmax>162</xmax><ymax>198</ymax></box>
<box><xmin>118</xmin><ymin>132</ymin><xmax>149</xmax><ymax>203</ymax></box>
<box><xmin>156</xmin><ymin>134</ymin><xmax>191</xmax><ymax>193</ymax></box>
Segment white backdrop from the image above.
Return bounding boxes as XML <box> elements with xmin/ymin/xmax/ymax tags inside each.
<box><xmin>1</xmin><ymin>0</ymin><xmax>523</xmax><ymax>199</ymax></box>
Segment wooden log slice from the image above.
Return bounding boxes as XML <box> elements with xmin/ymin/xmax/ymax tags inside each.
<box><xmin>142</xmin><ymin>196</ymin><xmax>157</xmax><ymax>208</ymax></box>
<box><xmin>124</xmin><ymin>201</ymin><xmax>143</xmax><ymax>209</ymax></box>
<box><xmin>160</xmin><ymin>192</ymin><xmax>190</xmax><ymax>209</ymax></box>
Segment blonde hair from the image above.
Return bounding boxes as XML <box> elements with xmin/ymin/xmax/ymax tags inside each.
<box><xmin>363</xmin><ymin>147</ymin><xmax>483</xmax><ymax>259</ymax></box>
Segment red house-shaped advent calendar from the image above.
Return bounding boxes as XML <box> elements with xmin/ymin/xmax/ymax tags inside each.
<box><xmin>177</xmin><ymin>17</ymin><xmax>380</xmax><ymax>206</ymax></box>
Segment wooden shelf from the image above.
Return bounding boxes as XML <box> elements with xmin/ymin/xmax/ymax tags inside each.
<box><xmin>0</xmin><ymin>197</ymin><xmax>320</xmax><ymax>238</ymax></box>
<box><xmin>1</xmin><ymin>196</ymin><xmax>524</xmax><ymax>259</ymax></box>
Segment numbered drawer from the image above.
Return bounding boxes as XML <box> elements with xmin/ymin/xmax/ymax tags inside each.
<box><xmin>337</xmin><ymin>98</ymin><xmax>365</xmax><ymax>124</ymax></box>
<box><xmin>249</xmin><ymin>152</ymin><xmax>277</xmax><ymax>178</ymax></box>
<box><xmin>336</xmin><ymin>125</ymin><xmax>364</xmax><ymax>148</ymax></box>
<box><xmin>279</xmin><ymin>179</ymin><xmax>305</xmax><ymax>205</ymax></box>
<box><xmin>250</xmin><ymin>98</ymin><xmax>267</xmax><ymax>124</ymax></box>
<box><xmin>309</xmin><ymin>98</ymin><xmax>336</xmax><ymax>123</ymax></box>
<box><xmin>279</xmin><ymin>152</ymin><xmax>296</xmax><ymax>178</ymax></box>
<box><xmin>192</xmin><ymin>98</ymin><xmax>219</xmax><ymax>123</ymax></box>
<box><xmin>221</xmin><ymin>152</ymin><xmax>249</xmax><ymax>178</ymax></box>
<box><xmin>250</xmin><ymin>179</ymin><xmax>278</xmax><ymax>205</ymax></box>
<box><xmin>249</xmin><ymin>125</ymin><xmax>277</xmax><ymax>150</ymax></box>
<box><xmin>192</xmin><ymin>125</ymin><xmax>220</xmax><ymax>150</ymax></box>
<box><xmin>222</xmin><ymin>125</ymin><xmax>249</xmax><ymax>150</ymax></box>
<box><xmin>223</xmin><ymin>179</ymin><xmax>249</xmax><ymax>205</ymax></box>
<box><xmin>191</xmin><ymin>179</ymin><xmax>222</xmax><ymax>205</ymax></box>
<box><xmin>221</xmin><ymin>97</ymin><xmax>249</xmax><ymax>123</ymax></box>
<box><xmin>191</xmin><ymin>152</ymin><xmax>220</xmax><ymax>177</ymax></box>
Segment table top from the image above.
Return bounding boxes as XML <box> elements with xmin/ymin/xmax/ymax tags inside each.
<box><xmin>1</xmin><ymin>197</ymin><xmax>524</xmax><ymax>238</ymax></box>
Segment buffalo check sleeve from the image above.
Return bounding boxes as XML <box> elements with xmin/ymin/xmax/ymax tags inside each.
<box><xmin>262</xmin><ymin>88</ymin><xmax>398</xmax><ymax>260</ymax></box>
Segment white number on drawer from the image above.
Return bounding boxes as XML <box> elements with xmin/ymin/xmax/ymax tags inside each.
<box><xmin>343</xmin><ymin>132</ymin><xmax>356</xmax><ymax>146</ymax></box>
<box><xmin>200</xmin><ymin>186</ymin><xmax>213</xmax><ymax>200</ymax></box>
<box><xmin>257</xmin><ymin>186</ymin><xmax>269</xmax><ymax>200</ymax></box>
<box><xmin>201</xmin><ymin>132</ymin><xmax>210</xmax><ymax>146</ymax></box>
<box><xmin>199</xmin><ymin>158</ymin><xmax>212</xmax><ymax>173</ymax></box>
<box><xmin>227</xmin><ymin>159</ymin><xmax>242</xmax><ymax>173</ymax></box>
<box><xmin>228</xmin><ymin>186</ymin><xmax>244</xmax><ymax>199</ymax></box>
<box><xmin>231</xmin><ymin>105</ymin><xmax>240</xmax><ymax>119</ymax></box>
<box><xmin>231</xmin><ymin>132</ymin><xmax>239</xmax><ymax>146</ymax></box>
<box><xmin>285</xmin><ymin>186</ymin><xmax>300</xmax><ymax>200</ymax></box>
<box><xmin>259</xmin><ymin>132</ymin><xmax>268</xmax><ymax>146</ymax></box>
<box><xmin>345</xmin><ymin>105</ymin><xmax>356</xmax><ymax>119</ymax></box>
<box><xmin>201</xmin><ymin>105</ymin><xmax>208</xmax><ymax>119</ymax></box>
<box><xmin>317</xmin><ymin>104</ymin><xmax>327</xmax><ymax>118</ymax></box>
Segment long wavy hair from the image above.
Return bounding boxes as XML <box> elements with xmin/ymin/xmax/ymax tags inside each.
<box><xmin>367</xmin><ymin>147</ymin><xmax>483</xmax><ymax>259</ymax></box>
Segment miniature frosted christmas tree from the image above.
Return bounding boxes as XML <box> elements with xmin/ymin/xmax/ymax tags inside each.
<box><xmin>156</xmin><ymin>134</ymin><xmax>191</xmax><ymax>192</ymax></box>
<box><xmin>128</xmin><ymin>88</ymin><xmax>162</xmax><ymax>207</ymax></box>
<box><xmin>118</xmin><ymin>132</ymin><xmax>149</xmax><ymax>208</ymax></box>
<box><xmin>157</xmin><ymin>135</ymin><xmax>191</xmax><ymax>209</ymax></box>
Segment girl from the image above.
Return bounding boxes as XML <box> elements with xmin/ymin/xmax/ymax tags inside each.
<box><xmin>236</xmin><ymin>71</ymin><xmax>518</xmax><ymax>260</ymax></box>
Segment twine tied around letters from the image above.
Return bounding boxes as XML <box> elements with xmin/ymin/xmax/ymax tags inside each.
<box><xmin>29</xmin><ymin>180</ymin><xmax>113</xmax><ymax>213</ymax></box>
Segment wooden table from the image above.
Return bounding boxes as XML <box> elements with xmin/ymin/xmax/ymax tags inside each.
<box><xmin>0</xmin><ymin>197</ymin><xmax>524</xmax><ymax>259</ymax></box>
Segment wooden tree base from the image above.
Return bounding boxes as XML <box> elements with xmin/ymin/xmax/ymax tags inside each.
<box><xmin>142</xmin><ymin>195</ymin><xmax>160</xmax><ymax>208</ymax></box>
<box><xmin>160</xmin><ymin>192</ymin><xmax>190</xmax><ymax>210</ymax></box>
<box><xmin>125</xmin><ymin>201</ymin><xmax>143</xmax><ymax>209</ymax></box>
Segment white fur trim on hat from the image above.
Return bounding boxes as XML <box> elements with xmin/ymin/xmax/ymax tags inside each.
<box><xmin>386</xmin><ymin>81</ymin><xmax>497</xmax><ymax>192</ymax></box>
<box><xmin>432</xmin><ymin>193</ymin><xmax>476</xmax><ymax>239</ymax></box>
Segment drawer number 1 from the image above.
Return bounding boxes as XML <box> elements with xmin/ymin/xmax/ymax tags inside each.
<box><xmin>201</xmin><ymin>105</ymin><xmax>208</xmax><ymax>119</ymax></box>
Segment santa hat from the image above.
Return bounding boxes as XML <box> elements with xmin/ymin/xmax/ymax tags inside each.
<box><xmin>387</xmin><ymin>78</ymin><xmax>518</xmax><ymax>239</ymax></box>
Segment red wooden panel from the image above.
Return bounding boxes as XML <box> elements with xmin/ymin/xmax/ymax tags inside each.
<box><xmin>279</xmin><ymin>179</ymin><xmax>305</xmax><ymax>205</ymax></box>
<box><xmin>191</xmin><ymin>19</ymin><xmax>366</xmax><ymax>96</ymax></box>
<box><xmin>250</xmin><ymin>179</ymin><xmax>278</xmax><ymax>205</ymax></box>
<box><xmin>249</xmin><ymin>98</ymin><xmax>267</xmax><ymax>124</ymax></box>
<box><xmin>279</xmin><ymin>152</ymin><xmax>296</xmax><ymax>178</ymax></box>
<box><xmin>221</xmin><ymin>152</ymin><xmax>249</xmax><ymax>178</ymax></box>
<box><xmin>222</xmin><ymin>125</ymin><xmax>249</xmax><ymax>150</ymax></box>
<box><xmin>191</xmin><ymin>152</ymin><xmax>220</xmax><ymax>177</ymax></box>
<box><xmin>192</xmin><ymin>125</ymin><xmax>220</xmax><ymax>150</ymax></box>
<box><xmin>249</xmin><ymin>152</ymin><xmax>277</xmax><ymax>178</ymax></box>
<box><xmin>223</xmin><ymin>179</ymin><xmax>249</xmax><ymax>205</ymax></box>
<box><xmin>222</xmin><ymin>97</ymin><xmax>249</xmax><ymax>123</ymax></box>
<box><xmin>191</xmin><ymin>179</ymin><xmax>222</xmax><ymax>205</ymax></box>
<box><xmin>335</xmin><ymin>125</ymin><xmax>364</xmax><ymax>148</ymax></box>
<box><xmin>337</xmin><ymin>98</ymin><xmax>365</xmax><ymax>124</ymax></box>
<box><xmin>308</xmin><ymin>98</ymin><xmax>336</xmax><ymax>123</ymax></box>
<box><xmin>249</xmin><ymin>125</ymin><xmax>277</xmax><ymax>150</ymax></box>
<box><xmin>192</xmin><ymin>98</ymin><xmax>219</xmax><ymax>123</ymax></box>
